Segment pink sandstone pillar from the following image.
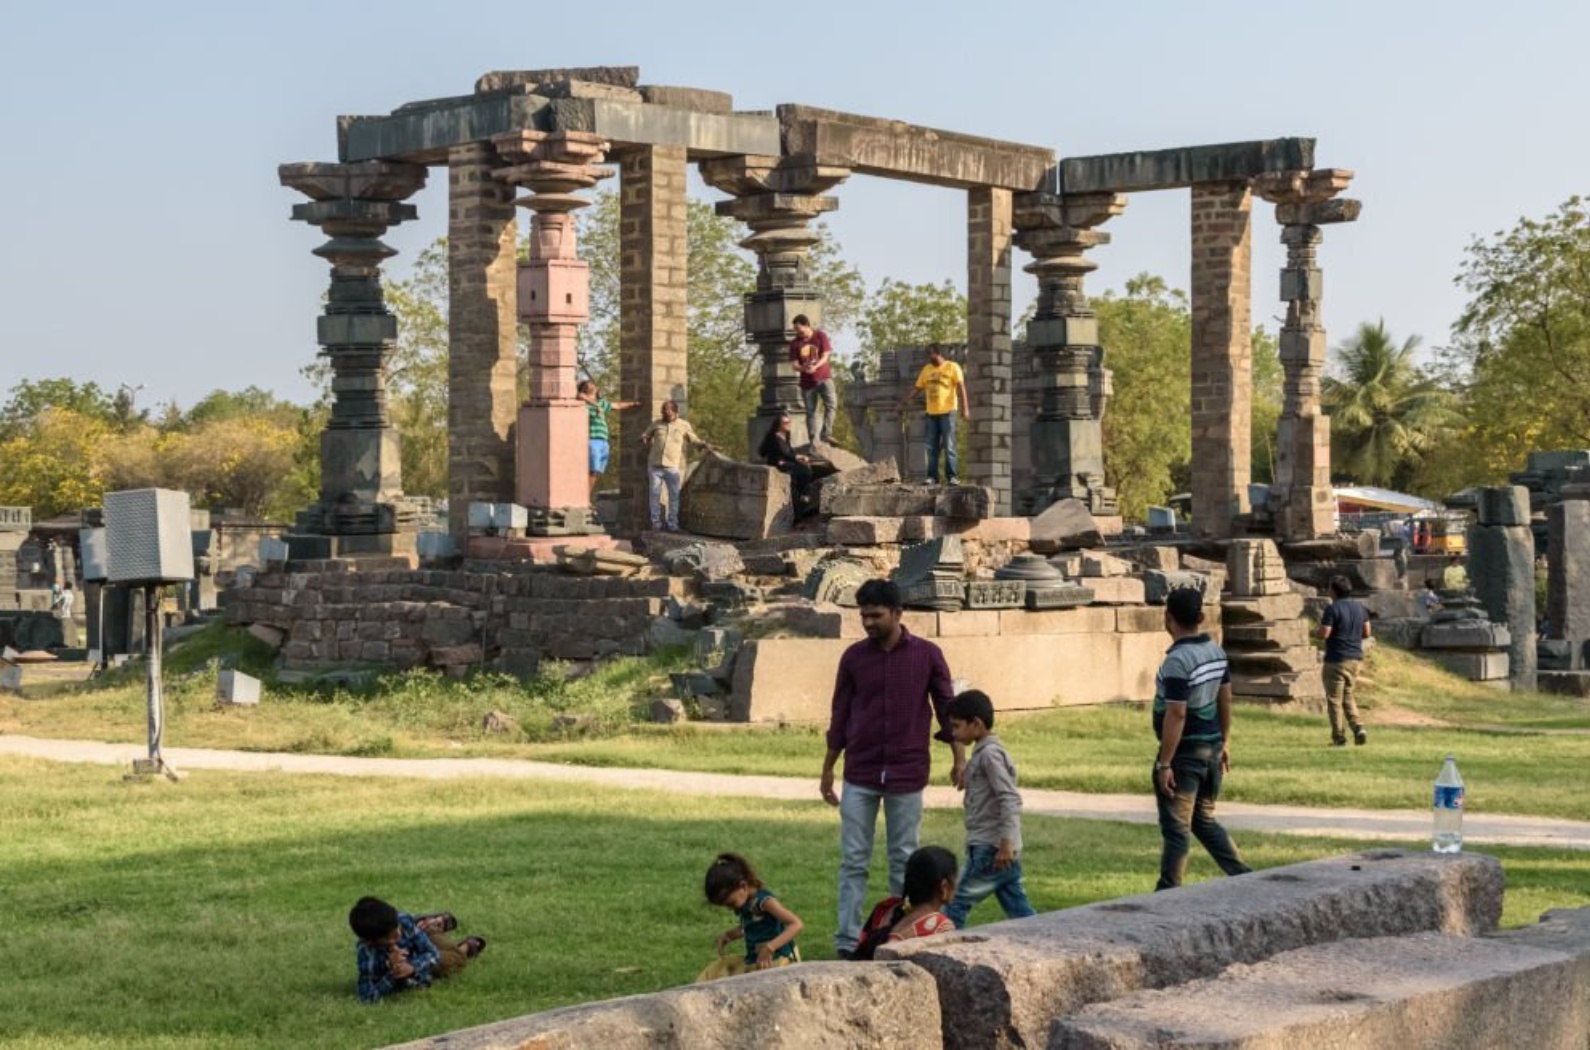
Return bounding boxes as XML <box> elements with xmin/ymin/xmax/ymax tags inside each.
<box><xmin>967</xmin><ymin>187</ymin><xmax>1014</xmax><ymax>516</ymax></box>
<box><xmin>494</xmin><ymin>130</ymin><xmax>613</xmax><ymax>535</ymax></box>
<box><xmin>447</xmin><ymin>142</ymin><xmax>520</xmax><ymax>541</ymax></box>
<box><xmin>1189</xmin><ymin>181</ymin><xmax>1254</xmax><ymax>538</ymax></box>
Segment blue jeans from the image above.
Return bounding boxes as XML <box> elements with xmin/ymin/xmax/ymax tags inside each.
<box><xmin>1154</xmin><ymin>740</ymin><xmax>1251</xmax><ymax>890</ymax></box>
<box><xmin>836</xmin><ymin>783</ymin><xmax>922</xmax><ymax>953</ymax></box>
<box><xmin>925</xmin><ymin>412</ymin><xmax>958</xmax><ymax>483</ymax></box>
<box><xmin>647</xmin><ymin>466</ymin><xmax>681</xmax><ymax>530</ymax></box>
<box><xmin>943</xmin><ymin>844</ymin><xmax>1037</xmax><ymax>928</ymax></box>
<box><xmin>802</xmin><ymin>380</ymin><xmax>838</xmax><ymax>445</ymax></box>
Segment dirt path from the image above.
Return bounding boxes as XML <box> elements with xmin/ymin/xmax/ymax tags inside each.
<box><xmin>4</xmin><ymin>734</ymin><xmax>1587</xmax><ymax>852</ymax></box>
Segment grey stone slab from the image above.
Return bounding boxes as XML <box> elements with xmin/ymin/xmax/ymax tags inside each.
<box><xmin>966</xmin><ymin>579</ymin><xmax>1025</xmax><ymax>609</ymax></box>
<box><xmin>778</xmin><ymin>104</ymin><xmax>1054</xmax><ymax>190</ymax></box>
<box><xmin>381</xmin><ymin>960</ymin><xmax>940</xmax><ymax>1049</ymax></box>
<box><xmin>1468</xmin><ymin>523</ymin><xmax>1538</xmax><ymax>689</ymax></box>
<box><xmin>1143</xmin><ymin>570</ymin><xmax>1214</xmax><ymax>605</ymax></box>
<box><xmin>1427</xmin><ymin>649</ymin><xmax>1510</xmax><ymax>681</ymax></box>
<box><xmin>1546</xmin><ymin>500</ymin><xmax>1590</xmax><ymax>669</ymax></box>
<box><xmin>1049</xmin><ymin>931</ymin><xmax>1588</xmax><ymax>1050</ymax></box>
<box><xmin>474</xmin><ymin>67</ymin><xmax>641</xmax><ymax>92</ymax></box>
<box><xmin>638</xmin><ymin>84</ymin><xmax>734</xmax><ymax>113</ymax></box>
<box><xmin>895</xmin><ymin>536</ymin><xmax>967</xmax><ymax>585</ymax></box>
<box><xmin>1475</xmin><ymin>485</ymin><xmax>1531</xmax><ymax>526</ymax></box>
<box><xmin>880</xmin><ymin>849</ymin><xmax>1502</xmax><ymax>1050</ymax></box>
<box><xmin>1420</xmin><ymin>620</ymin><xmax>1511</xmax><ymax>650</ymax></box>
<box><xmin>341</xmin><ymin>93</ymin><xmax>550</xmax><ymax>162</ymax></box>
<box><xmin>548</xmin><ymin>98</ymin><xmax>780</xmax><ymax>158</ymax></box>
<box><xmin>1059</xmin><ymin>138</ymin><xmax>1315</xmax><ymax>194</ymax></box>
<box><xmin>1030</xmin><ymin>498</ymin><xmax>1103</xmax><ymax>549</ymax></box>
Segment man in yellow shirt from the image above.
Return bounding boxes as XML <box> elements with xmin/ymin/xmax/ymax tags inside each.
<box><xmin>641</xmin><ymin>400</ymin><xmax>713</xmax><ymax>531</ymax></box>
<box><xmin>898</xmin><ymin>345</ymin><xmax>971</xmax><ymax>485</ymax></box>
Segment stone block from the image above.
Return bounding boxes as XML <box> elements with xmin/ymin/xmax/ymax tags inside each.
<box><xmin>1114</xmin><ymin>606</ymin><xmax>1166</xmax><ymax>634</ymax></box>
<box><xmin>1231</xmin><ymin>671</ymin><xmax>1326</xmax><ymax>701</ymax></box>
<box><xmin>898</xmin><ymin>515</ymin><xmax>943</xmax><ymax>541</ymax></box>
<box><xmin>818</xmin><ymin>459</ymin><xmax>902</xmax><ymax>511</ymax></box>
<box><xmin>1228</xmin><ymin>538</ymin><xmax>1289</xmax><ymax>597</ymax></box>
<box><xmin>1537</xmin><ymin>670</ymin><xmax>1590</xmax><ymax>698</ymax></box>
<box><xmin>216</xmin><ymin>670</ymin><xmax>260</xmax><ymax>705</ymax></box>
<box><xmin>1229</xmin><ymin>646</ymin><xmax>1321</xmax><ymax>675</ymax></box>
<box><xmin>1025</xmin><ymin>584</ymin><xmax>1095</xmax><ymax>610</ymax></box>
<box><xmin>955</xmin><ymin>517</ymin><xmax>1031</xmax><ymax>543</ymax></box>
<box><xmin>1051</xmin><ymin>930</ymin><xmax>1589</xmax><ymax>1050</ymax></box>
<box><xmin>999</xmin><ymin>606</ymin><xmax>1118</xmax><ymax>636</ymax></box>
<box><xmin>882</xmin><ymin>849</ymin><xmax>1502</xmax><ymax>1050</ymax></box>
<box><xmin>966</xmin><ymin>579</ymin><xmax>1026</xmax><ymax>609</ymax></box>
<box><xmin>383</xmin><ymin>960</ymin><xmax>940</xmax><ymax>1050</ymax></box>
<box><xmin>679</xmin><ymin>456</ymin><xmax>793</xmax><ymax>540</ymax></box>
<box><xmin>900</xmin><ymin>579</ymin><xmax>967</xmax><ymax>610</ymax></box>
<box><xmin>1222</xmin><ymin>592</ymin><xmax>1306</xmax><ymax>624</ymax></box>
<box><xmin>1223</xmin><ymin>619</ymin><xmax>1311</xmax><ymax>649</ymax></box>
<box><xmin>1468</xmin><ymin>522</ymin><xmax>1537</xmax><ymax>689</ymax></box>
<box><xmin>1428</xmin><ymin>650</ymin><xmax>1510</xmax><ymax>681</ymax></box>
<box><xmin>1030</xmin><ymin>498</ymin><xmax>1103</xmax><ymax>550</ymax></box>
<box><xmin>1080</xmin><ymin>553</ymin><xmax>1133</xmax><ymax>578</ymax></box>
<box><xmin>1121</xmin><ymin>546</ymin><xmax>1180</xmax><ymax>573</ymax></box>
<box><xmin>1420</xmin><ymin>621</ymin><xmax>1511</xmax><ymax>650</ymax></box>
<box><xmin>803</xmin><ymin>560</ymin><xmax>877</xmax><ymax>607</ymax></box>
<box><xmin>935</xmin><ymin>485</ymin><xmax>994</xmax><ymax>521</ymax></box>
<box><xmin>246</xmin><ymin>623</ymin><xmax>285</xmax><ymax>650</ymax></box>
<box><xmin>637</xmin><ymin>84</ymin><xmax>734</xmax><ymax>113</ymax></box>
<box><xmin>827</xmin><ymin>517</ymin><xmax>904</xmax><ymax>545</ymax></box>
<box><xmin>1143</xmin><ymin>570</ymin><xmax>1215</xmax><ymax>605</ymax></box>
<box><xmin>1475</xmin><ymin>485</ymin><xmax>1530</xmax><ymax>527</ymax></box>
<box><xmin>822</xmin><ymin>484</ymin><xmax>937</xmax><ymax>518</ymax></box>
<box><xmin>1048</xmin><ymin>553</ymin><xmax>1084</xmax><ymax>576</ymax></box>
<box><xmin>1079</xmin><ymin>577</ymin><xmax>1145</xmax><ymax>604</ymax></box>
<box><xmin>649</xmin><ymin>697</ymin><xmax>686</xmax><ymax>724</ymax></box>
<box><xmin>937</xmin><ymin>609</ymin><xmax>1002</xmax><ymax>637</ymax></box>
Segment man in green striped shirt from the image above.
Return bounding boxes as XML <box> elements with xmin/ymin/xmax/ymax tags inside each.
<box><xmin>1151</xmin><ymin>587</ymin><xmax>1252</xmax><ymax>891</ymax></box>
<box><xmin>578</xmin><ymin>380</ymin><xmax>639</xmax><ymax>497</ymax></box>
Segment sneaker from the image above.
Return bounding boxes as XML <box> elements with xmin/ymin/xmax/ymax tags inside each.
<box><xmin>1329</xmin><ymin>739</ymin><xmax>1348</xmax><ymax>748</ymax></box>
<box><xmin>1354</xmin><ymin>728</ymin><xmax>1368</xmax><ymax>746</ymax></box>
<box><xmin>946</xmin><ymin>477</ymin><xmax>960</xmax><ymax>486</ymax></box>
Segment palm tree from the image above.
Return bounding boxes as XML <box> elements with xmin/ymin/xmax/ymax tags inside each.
<box><xmin>1322</xmin><ymin>320</ymin><xmax>1461</xmax><ymax>490</ymax></box>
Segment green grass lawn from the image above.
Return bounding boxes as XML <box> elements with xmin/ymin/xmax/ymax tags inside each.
<box><xmin>5</xmin><ymin>631</ymin><xmax>1587</xmax><ymax>820</ymax></box>
<box><xmin>5</xmin><ymin>755</ymin><xmax>1586</xmax><ymax>1050</ymax></box>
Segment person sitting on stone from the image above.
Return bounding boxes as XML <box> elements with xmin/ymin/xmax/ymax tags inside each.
<box><xmin>758</xmin><ymin>413</ymin><xmax>816</xmax><ymax>518</ymax></box>
<box><xmin>348</xmin><ymin>896</ymin><xmax>485</xmax><ymax>1003</ymax></box>
<box><xmin>698</xmin><ymin>851</ymin><xmax>804</xmax><ymax>980</ymax></box>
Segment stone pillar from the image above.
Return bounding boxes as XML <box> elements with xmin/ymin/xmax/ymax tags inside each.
<box><xmin>1253</xmin><ymin>170</ymin><xmax>1361</xmax><ymax>541</ymax></box>
<box><xmin>617</xmin><ymin>145</ymin><xmax>690</xmax><ymax>535</ymax></box>
<box><xmin>701</xmin><ymin>155</ymin><xmax>849</xmax><ymax>455</ymax></box>
<box><xmin>279</xmin><ymin>160</ymin><xmax>427</xmax><ymax>551</ymax></box>
<box><xmin>447</xmin><ymin>142</ymin><xmax>520</xmax><ymax>542</ymax></box>
<box><xmin>967</xmin><ymin>187</ymin><xmax>1014</xmax><ymax>515</ymax></box>
<box><xmin>495</xmin><ymin>130</ymin><xmax>613</xmax><ymax>536</ymax></box>
<box><xmin>1012</xmin><ymin>191</ymin><xmax>1126</xmax><ymax>516</ymax></box>
<box><xmin>1546</xmin><ymin>492</ymin><xmax>1590</xmax><ymax>669</ymax></box>
<box><xmin>1469</xmin><ymin>486</ymin><xmax>1538</xmax><ymax>691</ymax></box>
<box><xmin>1189</xmin><ymin>181</ymin><xmax>1254</xmax><ymax>538</ymax></box>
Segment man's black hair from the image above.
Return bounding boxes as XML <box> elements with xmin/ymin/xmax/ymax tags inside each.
<box><xmin>1165</xmin><ymin>587</ymin><xmax>1204</xmax><ymax>629</ymax></box>
<box><xmin>348</xmin><ymin>896</ymin><xmax>400</xmax><ymax>942</ymax></box>
<box><xmin>855</xmin><ymin>578</ymin><xmax>902</xmax><ymax>610</ymax></box>
<box><xmin>948</xmin><ymin>689</ymin><xmax>994</xmax><ymax>729</ymax></box>
<box><xmin>792</xmin><ymin>313</ymin><xmax>811</xmax><ymax>327</ymax></box>
<box><xmin>1330</xmin><ymin>575</ymin><xmax>1353</xmax><ymax>599</ymax></box>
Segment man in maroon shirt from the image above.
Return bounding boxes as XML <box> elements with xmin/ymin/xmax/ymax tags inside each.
<box><xmin>789</xmin><ymin>314</ymin><xmax>837</xmax><ymax>445</ymax></box>
<box><xmin>821</xmin><ymin>578</ymin><xmax>966</xmax><ymax>956</ymax></box>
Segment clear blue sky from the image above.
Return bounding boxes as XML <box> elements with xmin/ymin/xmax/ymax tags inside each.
<box><xmin>2</xmin><ymin>0</ymin><xmax>1586</xmax><ymax>411</ymax></box>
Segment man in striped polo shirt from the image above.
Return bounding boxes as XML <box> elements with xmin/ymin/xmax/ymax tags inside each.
<box><xmin>578</xmin><ymin>380</ymin><xmax>639</xmax><ymax>498</ymax></box>
<box><xmin>1151</xmin><ymin>587</ymin><xmax>1253</xmax><ymax>891</ymax></box>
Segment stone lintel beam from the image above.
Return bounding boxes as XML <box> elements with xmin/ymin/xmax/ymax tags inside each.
<box><xmin>1059</xmin><ymin>138</ymin><xmax>1316</xmax><ymax>194</ymax></box>
<box><xmin>777</xmin><ymin>104</ymin><xmax>1054</xmax><ymax>190</ymax></box>
<box><xmin>341</xmin><ymin>95</ymin><xmax>778</xmax><ymax>165</ymax></box>
<box><xmin>699</xmin><ymin>154</ymin><xmax>851</xmax><ymax>197</ymax></box>
<box><xmin>278</xmin><ymin>160</ymin><xmax>427</xmax><ymax>202</ymax></box>
<box><xmin>475</xmin><ymin>67</ymin><xmax>641</xmax><ymax>93</ymax></box>
<box><xmin>1276</xmin><ymin>198</ymin><xmax>1362</xmax><ymax>225</ymax></box>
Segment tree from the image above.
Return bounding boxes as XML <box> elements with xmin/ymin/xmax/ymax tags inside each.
<box><xmin>1249</xmin><ymin>326</ymin><xmax>1283</xmax><ymax>485</ymax></box>
<box><xmin>0</xmin><ymin>378</ymin><xmax>119</xmax><ymax>440</ymax></box>
<box><xmin>1095</xmin><ymin>275</ymin><xmax>1193</xmax><ymax>519</ymax></box>
<box><xmin>1443</xmin><ymin>195</ymin><xmax>1590</xmax><ymax>482</ymax></box>
<box><xmin>855</xmin><ymin>278</ymin><xmax>968</xmax><ymax>368</ymax></box>
<box><xmin>0</xmin><ymin>408</ymin><xmax>111</xmax><ymax>517</ymax></box>
<box><xmin>1323</xmin><ymin>319</ymin><xmax>1459</xmax><ymax>489</ymax></box>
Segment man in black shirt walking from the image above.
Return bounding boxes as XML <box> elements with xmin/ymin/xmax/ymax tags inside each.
<box><xmin>1318</xmin><ymin>575</ymin><xmax>1371</xmax><ymax>747</ymax></box>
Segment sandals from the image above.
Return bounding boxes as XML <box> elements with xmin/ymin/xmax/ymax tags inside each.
<box><xmin>459</xmin><ymin>936</ymin><xmax>487</xmax><ymax>959</ymax></box>
<box><xmin>416</xmin><ymin>912</ymin><xmax>458</xmax><ymax>934</ymax></box>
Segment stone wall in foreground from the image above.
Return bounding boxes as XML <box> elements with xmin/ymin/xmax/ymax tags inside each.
<box><xmin>381</xmin><ymin>850</ymin><xmax>1590</xmax><ymax>1050</ymax></box>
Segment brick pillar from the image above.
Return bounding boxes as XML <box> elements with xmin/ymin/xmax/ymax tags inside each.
<box><xmin>967</xmin><ymin>187</ymin><xmax>1014</xmax><ymax>515</ymax></box>
<box><xmin>495</xmin><ymin>130</ymin><xmax>613</xmax><ymax>536</ymax></box>
<box><xmin>618</xmin><ymin>145</ymin><xmax>690</xmax><ymax>534</ymax></box>
<box><xmin>1189</xmin><ymin>181</ymin><xmax>1254</xmax><ymax>539</ymax></box>
<box><xmin>1012</xmin><ymin>191</ymin><xmax>1126</xmax><ymax>516</ymax></box>
<box><xmin>1253</xmin><ymin>170</ymin><xmax>1361</xmax><ymax>541</ymax></box>
<box><xmin>447</xmin><ymin>143</ymin><xmax>520</xmax><ymax>542</ymax></box>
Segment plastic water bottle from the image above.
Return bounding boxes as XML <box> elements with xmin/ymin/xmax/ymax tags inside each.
<box><xmin>1432</xmin><ymin>754</ymin><xmax>1465</xmax><ymax>853</ymax></box>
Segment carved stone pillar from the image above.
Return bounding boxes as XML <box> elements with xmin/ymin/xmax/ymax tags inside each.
<box><xmin>1012</xmin><ymin>191</ymin><xmax>1126</xmax><ymax>516</ymax></box>
<box><xmin>701</xmin><ymin>156</ymin><xmax>848</xmax><ymax>455</ymax></box>
<box><xmin>279</xmin><ymin>160</ymin><xmax>427</xmax><ymax>552</ymax></box>
<box><xmin>1253</xmin><ymin>169</ymin><xmax>1361</xmax><ymax>541</ymax></box>
<box><xmin>494</xmin><ymin>130</ymin><xmax>613</xmax><ymax>536</ymax></box>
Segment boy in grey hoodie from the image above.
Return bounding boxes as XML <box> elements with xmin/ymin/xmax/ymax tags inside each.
<box><xmin>943</xmin><ymin>690</ymin><xmax>1037</xmax><ymax>928</ymax></box>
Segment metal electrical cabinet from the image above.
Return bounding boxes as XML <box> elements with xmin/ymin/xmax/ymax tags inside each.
<box><xmin>105</xmin><ymin>489</ymin><xmax>195</xmax><ymax>584</ymax></box>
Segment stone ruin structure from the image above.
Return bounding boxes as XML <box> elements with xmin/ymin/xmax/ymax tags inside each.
<box><xmin>276</xmin><ymin>65</ymin><xmax>1361</xmax><ymax>552</ymax></box>
<box><xmin>382</xmin><ymin>851</ymin><xmax>1590</xmax><ymax>1050</ymax></box>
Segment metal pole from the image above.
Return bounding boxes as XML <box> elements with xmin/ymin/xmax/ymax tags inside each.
<box><xmin>145</xmin><ymin>583</ymin><xmax>163</xmax><ymax>767</ymax></box>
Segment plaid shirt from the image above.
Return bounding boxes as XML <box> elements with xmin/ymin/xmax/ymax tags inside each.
<box><xmin>356</xmin><ymin>913</ymin><xmax>440</xmax><ymax>1002</ymax></box>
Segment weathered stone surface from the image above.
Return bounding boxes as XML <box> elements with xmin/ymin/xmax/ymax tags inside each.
<box><xmin>679</xmin><ymin>456</ymin><xmax>793</xmax><ymax>540</ymax></box>
<box><xmin>1030</xmin><ymin>498</ymin><xmax>1103</xmax><ymax>550</ymax></box>
<box><xmin>1222</xmin><ymin>592</ymin><xmax>1306</xmax><ymax>624</ymax></box>
<box><xmin>1546</xmin><ymin>499</ymin><xmax>1590</xmax><ymax>670</ymax></box>
<box><xmin>1420</xmin><ymin>621</ymin><xmax>1511</xmax><ymax>650</ymax></box>
<box><xmin>937</xmin><ymin>610</ymin><xmax>1003</xmax><ymax>637</ymax></box>
<box><xmin>1077</xmin><ymin>578</ymin><xmax>1145</xmax><ymax>605</ymax></box>
<box><xmin>803</xmin><ymin>559</ymin><xmax>875</xmax><ymax>607</ymax></box>
<box><xmin>1228</xmin><ymin>539</ymin><xmax>1289</xmax><ymax>597</ymax></box>
<box><xmin>475</xmin><ymin>67</ymin><xmax>641</xmax><ymax>92</ymax></box>
<box><xmin>881</xmin><ymin>849</ymin><xmax>1502</xmax><ymax>1050</ymax></box>
<box><xmin>966</xmin><ymin>579</ymin><xmax>1026</xmax><ymax>609</ymax></box>
<box><xmin>827</xmin><ymin>516</ymin><xmax>904</xmax><ymax>545</ymax></box>
<box><xmin>1468</xmin><ymin>516</ymin><xmax>1537</xmax><ymax>690</ymax></box>
<box><xmin>1080</xmin><ymin>552</ymin><xmax>1133</xmax><ymax>578</ymax></box>
<box><xmin>1060</xmin><ymin>138</ymin><xmax>1315</xmax><ymax>194</ymax></box>
<box><xmin>1223</xmin><ymin>619</ymin><xmax>1311</xmax><ymax>649</ymax></box>
<box><xmin>816</xmin><ymin>459</ymin><xmax>902</xmax><ymax>514</ymax></box>
<box><xmin>1538</xmin><ymin>670</ymin><xmax>1590</xmax><ymax>697</ymax></box>
<box><xmin>998</xmin><ymin>606</ymin><xmax>1118</xmax><ymax>636</ymax></box>
<box><xmin>649</xmin><ymin>696</ymin><xmax>686</xmax><ymax>724</ymax></box>
<box><xmin>636</xmin><ymin>84</ymin><xmax>734</xmax><ymax>113</ymax></box>
<box><xmin>1025</xmin><ymin>584</ymin><xmax>1096</xmax><ymax>610</ymax></box>
<box><xmin>1428</xmin><ymin>650</ymin><xmax>1510</xmax><ymax>681</ymax></box>
<box><xmin>1120</xmin><ymin>546</ymin><xmax>1180</xmax><ymax>573</ymax></box>
<box><xmin>660</xmin><ymin>541</ymin><xmax>744</xmax><ymax>581</ymax></box>
<box><xmin>1231</xmin><ymin>671</ymin><xmax>1326</xmax><ymax>701</ymax></box>
<box><xmin>1228</xmin><ymin>646</ymin><xmax>1321</xmax><ymax>676</ymax></box>
<box><xmin>383</xmin><ymin>960</ymin><xmax>940</xmax><ymax>1050</ymax></box>
<box><xmin>1475</xmin><ymin>484</ymin><xmax>1531</xmax><ymax>526</ymax></box>
<box><xmin>1143</xmin><ymin>570</ymin><xmax>1215</xmax><ymax>605</ymax></box>
<box><xmin>533</xmin><ymin>79</ymin><xmax>645</xmax><ymax>103</ymax></box>
<box><xmin>1050</xmin><ymin>931</ymin><xmax>1588</xmax><ymax>1050</ymax></box>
